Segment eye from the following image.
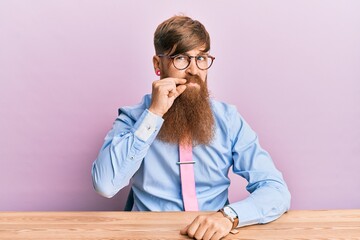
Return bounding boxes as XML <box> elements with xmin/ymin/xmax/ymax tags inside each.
<box><xmin>196</xmin><ymin>55</ymin><xmax>207</xmax><ymax>61</ymax></box>
<box><xmin>174</xmin><ymin>55</ymin><xmax>188</xmax><ymax>61</ymax></box>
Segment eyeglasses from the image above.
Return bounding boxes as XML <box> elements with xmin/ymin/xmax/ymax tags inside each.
<box><xmin>157</xmin><ymin>53</ymin><xmax>215</xmax><ymax>70</ymax></box>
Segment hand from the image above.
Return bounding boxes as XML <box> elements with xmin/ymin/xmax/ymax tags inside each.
<box><xmin>180</xmin><ymin>212</ymin><xmax>233</xmax><ymax>240</ymax></box>
<box><xmin>148</xmin><ymin>78</ymin><xmax>187</xmax><ymax>117</ymax></box>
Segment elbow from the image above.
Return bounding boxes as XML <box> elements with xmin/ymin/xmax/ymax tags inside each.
<box><xmin>269</xmin><ymin>181</ymin><xmax>292</xmax><ymax>215</ymax></box>
<box><xmin>91</xmin><ymin>165</ymin><xmax>117</xmax><ymax>199</ymax></box>
<box><xmin>283</xmin><ymin>187</ymin><xmax>291</xmax><ymax>212</ymax></box>
<box><xmin>274</xmin><ymin>179</ymin><xmax>292</xmax><ymax>212</ymax></box>
<box><xmin>261</xmin><ymin>187</ymin><xmax>291</xmax><ymax>224</ymax></box>
<box><xmin>92</xmin><ymin>176</ymin><xmax>117</xmax><ymax>198</ymax></box>
<box><xmin>94</xmin><ymin>184</ymin><xmax>117</xmax><ymax>199</ymax></box>
<box><xmin>274</xmin><ymin>183</ymin><xmax>291</xmax><ymax>214</ymax></box>
<box><xmin>274</xmin><ymin>181</ymin><xmax>292</xmax><ymax>212</ymax></box>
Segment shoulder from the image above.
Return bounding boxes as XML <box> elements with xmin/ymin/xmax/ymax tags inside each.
<box><xmin>210</xmin><ymin>98</ymin><xmax>240</xmax><ymax>122</ymax></box>
<box><xmin>211</xmin><ymin>99</ymin><xmax>253</xmax><ymax>142</ymax></box>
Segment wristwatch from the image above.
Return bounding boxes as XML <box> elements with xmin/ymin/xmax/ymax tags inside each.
<box><xmin>219</xmin><ymin>206</ymin><xmax>239</xmax><ymax>230</ymax></box>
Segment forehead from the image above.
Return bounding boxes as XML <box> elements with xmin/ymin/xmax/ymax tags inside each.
<box><xmin>184</xmin><ymin>46</ymin><xmax>208</xmax><ymax>55</ymax></box>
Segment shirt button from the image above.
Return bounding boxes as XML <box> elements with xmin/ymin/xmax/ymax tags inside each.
<box><xmin>146</xmin><ymin>125</ymin><xmax>151</xmax><ymax>131</ymax></box>
<box><xmin>130</xmin><ymin>156</ymin><xmax>134</xmax><ymax>160</ymax></box>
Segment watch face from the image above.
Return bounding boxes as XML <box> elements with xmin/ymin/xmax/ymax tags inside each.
<box><xmin>224</xmin><ymin>206</ymin><xmax>237</xmax><ymax>219</ymax></box>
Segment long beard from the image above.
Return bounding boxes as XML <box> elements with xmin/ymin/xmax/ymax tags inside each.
<box><xmin>156</xmin><ymin>75</ymin><xmax>215</xmax><ymax>146</ymax></box>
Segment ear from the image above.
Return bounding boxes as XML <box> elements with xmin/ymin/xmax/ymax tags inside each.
<box><xmin>153</xmin><ymin>55</ymin><xmax>161</xmax><ymax>73</ymax></box>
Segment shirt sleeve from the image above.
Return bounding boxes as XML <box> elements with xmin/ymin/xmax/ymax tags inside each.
<box><xmin>91</xmin><ymin>109</ymin><xmax>163</xmax><ymax>198</ymax></box>
<box><xmin>227</xmin><ymin>108</ymin><xmax>291</xmax><ymax>227</ymax></box>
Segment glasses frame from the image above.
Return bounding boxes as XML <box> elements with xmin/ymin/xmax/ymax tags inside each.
<box><xmin>157</xmin><ymin>53</ymin><xmax>215</xmax><ymax>70</ymax></box>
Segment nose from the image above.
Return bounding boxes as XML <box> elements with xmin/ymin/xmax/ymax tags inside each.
<box><xmin>185</xmin><ymin>57</ymin><xmax>199</xmax><ymax>75</ymax></box>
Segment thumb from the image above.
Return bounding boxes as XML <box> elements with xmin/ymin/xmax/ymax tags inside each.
<box><xmin>176</xmin><ymin>85</ymin><xmax>187</xmax><ymax>96</ymax></box>
<box><xmin>168</xmin><ymin>85</ymin><xmax>186</xmax><ymax>99</ymax></box>
<box><xmin>180</xmin><ymin>224</ymin><xmax>189</xmax><ymax>235</ymax></box>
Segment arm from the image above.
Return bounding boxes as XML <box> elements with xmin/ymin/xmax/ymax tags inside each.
<box><xmin>91</xmin><ymin>109</ymin><xmax>163</xmax><ymax>198</ymax></box>
<box><xmin>92</xmin><ymin>77</ymin><xmax>187</xmax><ymax>198</ymax></box>
<box><xmin>181</xmin><ymin>108</ymin><xmax>291</xmax><ymax>239</ymax></box>
<box><xmin>228</xmin><ymin>111</ymin><xmax>291</xmax><ymax>227</ymax></box>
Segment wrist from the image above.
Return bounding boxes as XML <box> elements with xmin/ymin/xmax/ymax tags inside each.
<box><xmin>218</xmin><ymin>206</ymin><xmax>239</xmax><ymax>230</ymax></box>
<box><xmin>148</xmin><ymin>107</ymin><xmax>164</xmax><ymax>117</ymax></box>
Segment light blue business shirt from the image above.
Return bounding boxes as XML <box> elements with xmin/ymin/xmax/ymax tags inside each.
<box><xmin>92</xmin><ymin>94</ymin><xmax>291</xmax><ymax>227</ymax></box>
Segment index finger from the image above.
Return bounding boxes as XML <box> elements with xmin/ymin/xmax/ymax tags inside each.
<box><xmin>172</xmin><ymin>78</ymin><xmax>187</xmax><ymax>85</ymax></box>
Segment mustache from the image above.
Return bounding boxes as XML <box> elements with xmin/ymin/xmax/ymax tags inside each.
<box><xmin>185</xmin><ymin>75</ymin><xmax>202</xmax><ymax>84</ymax></box>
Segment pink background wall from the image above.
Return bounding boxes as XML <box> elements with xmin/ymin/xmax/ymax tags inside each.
<box><xmin>1</xmin><ymin>1</ymin><xmax>359</xmax><ymax>211</ymax></box>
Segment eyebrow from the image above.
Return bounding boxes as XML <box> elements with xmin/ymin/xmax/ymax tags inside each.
<box><xmin>196</xmin><ymin>49</ymin><xmax>208</xmax><ymax>54</ymax></box>
<box><xmin>182</xmin><ymin>51</ymin><xmax>209</xmax><ymax>56</ymax></box>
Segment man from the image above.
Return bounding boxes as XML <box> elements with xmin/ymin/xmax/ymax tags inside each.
<box><xmin>92</xmin><ymin>15</ymin><xmax>290</xmax><ymax>240</ymax></box>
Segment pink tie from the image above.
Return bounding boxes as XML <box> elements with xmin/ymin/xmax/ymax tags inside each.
<box><xmin>178</xmin><ymin>144</ymin><xmax>199</xmax><ymax>211</ymax></box>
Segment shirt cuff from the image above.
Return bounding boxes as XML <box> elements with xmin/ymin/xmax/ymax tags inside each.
<box><xmin>134</xmin><ymin>109</ymin><xmax>163</xmax><ymax>143</ymax></box>
<box><xmin>228</xmin><ymin>198</ymin><xmax>261</xmax><ymax>228</ymax></box>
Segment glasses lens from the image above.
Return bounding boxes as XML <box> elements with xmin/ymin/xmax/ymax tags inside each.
<box><xmin>173</xmin><ymin>55</ymin><xmax>190</xmax><ymax>70</ymax></box>
<box><xmin>196</xmin><ymin>55</ymin><xmax>212</xmax><ymax>70</ymax></box>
